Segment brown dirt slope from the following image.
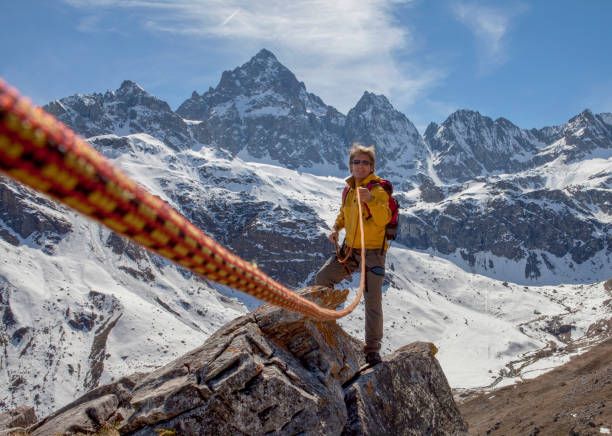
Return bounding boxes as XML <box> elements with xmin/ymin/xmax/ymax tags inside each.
<box><xmin>458</xmin><ymin>337</ymin><xmax>612</xmax><ymax>435</ymax></box>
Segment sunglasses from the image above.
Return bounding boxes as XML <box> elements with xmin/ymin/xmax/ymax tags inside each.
<box><xmin>351</xmin><ymin>159</ymin><xmax>371</xmax><ymax>166</ymax></box>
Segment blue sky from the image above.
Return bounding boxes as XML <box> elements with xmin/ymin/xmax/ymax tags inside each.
<box><xmin>1</xmin><ymin>0</ymin><xmax>611</xmax><ymax>133</ymax></box>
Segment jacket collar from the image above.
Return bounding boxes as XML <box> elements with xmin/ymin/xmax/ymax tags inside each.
<box><xmin>345</xmin><ymin>173</ymin><xmax>380</xmax><ymax>188</ymax></box>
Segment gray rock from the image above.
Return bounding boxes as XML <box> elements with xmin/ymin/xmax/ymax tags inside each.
<box><xmin>344</xmin><ymin>91</ymin><xmax>429</xmax><ymax>183</ymax></box>
<box><xmin>177</xmin><ymin>49</ymin><xmax>349</xmax><ymax>172</ymax></box>
<box><xmin>424</xmin><ymin>110</ymin><xmax>539</xmax><ymax>183</ymax></box>
<box><xmin>0</xmin><ymin>406</ymin><xmax>36</xmax><ymax>434</ymax></box>
<box><xmin>398</xmin><ymin>181</ymin><xmax>611</xmax><ymax>276</ymax></box>
<box><xmin>44</xmin><ymin>81</ymin><xmax>192</xmax><ymax>151</ymax></box>
<box><xmin>419</xmin><ymin>177</ymin><xmax>445</xmax><ymax>203</ymax></box>
<box><xmin>24</xmin><ymin>287</ymin><xmax>466</xmax><ymax>435</ymax></box>
<box><xmin>343</xmin><ymin>342</ymin><xmax>467</xmax><ymax>435</ymax></box>
<box><xmin>0</xmin><ymin>178</ymin><xmax>73</xmax><ymax>250</ymax></box>
<box><xmin>425</xmin><ymin>109</ymin><xmax>612</xmax><ymax>184</ymax></box>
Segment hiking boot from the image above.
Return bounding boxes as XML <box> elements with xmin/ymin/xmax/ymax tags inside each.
<box><xmin>365</xmin><ymin>351</ymin><xmax>382</xmax><ymax>366</ymax></box>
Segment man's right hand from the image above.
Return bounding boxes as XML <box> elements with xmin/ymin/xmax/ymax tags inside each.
<box><xmin>328</xmin><ymin>230</ymin><xmax>339</xmax><ymax>244</ymax></box>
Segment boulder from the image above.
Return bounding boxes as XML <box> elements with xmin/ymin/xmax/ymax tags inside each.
<box><xmin>343</xmin><ymin>342</ymin><xmax>467</xmax><ymax>435</ymax></box>
<box><xmin>18</xmin><ymin>287</ymin><xmax>466</xmax><ymax>435</ymax></box>
<box><xmin>0</xmin><ymin>406</ymin><xmax>37</xmax><ymax>435</ymax></box>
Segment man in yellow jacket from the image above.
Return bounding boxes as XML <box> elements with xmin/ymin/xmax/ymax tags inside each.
<box><xmin>315</xmin><ymin>143</ymin><xmax>391</xmax><ymax>366</ymax></box>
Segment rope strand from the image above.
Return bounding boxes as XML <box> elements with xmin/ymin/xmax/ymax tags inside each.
<box><xmin>0</xmin><ymin>77</ymin><xmax>366</xmax><ymax>321</ymax></box>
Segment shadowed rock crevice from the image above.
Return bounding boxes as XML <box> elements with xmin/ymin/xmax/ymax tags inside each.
<box><xmin>10</xmin><ymin>287</ymin><xmax>466</xmax><ymax>435</ymax></box>
<box><xmin>83</xmin><ymin>303</ymin><xmax>123</xmax><ymax>391</ymax></box>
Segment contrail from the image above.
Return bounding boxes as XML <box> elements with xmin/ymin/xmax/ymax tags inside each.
<box><xmin>221</xmin><ymin>9</ymin><xmax>239</xmax><ymax>26</ymax></box>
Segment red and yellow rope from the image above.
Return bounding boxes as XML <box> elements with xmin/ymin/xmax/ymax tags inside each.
<box><xmin>0</xmin><ymin>78</ymin><xmax>366</xmax><ymax>321</ymax></box>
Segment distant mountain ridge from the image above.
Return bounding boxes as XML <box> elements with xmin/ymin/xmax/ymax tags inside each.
<box><xmin>45</xmin><ymin>80</ymin><xmax>191</xmax><ymax>150</ymax></box>
<box><xmin>425</xmin><ymin>108</ymin><xmax>612</xmax><ymax>183</ymax></box>
<box><xmin>39</xmin><ymin>48</ymin><xmax>612</xmax><ymax>282</ymax></box>
<box><xmin>0</xmin><ymin>48</ymin><xmax>610</xmax><ymax>417</ymax></box>
<box><xmin>176</xmin><ymin>48</ymin><xmax>349</xmax><ymax>172</ymax></box>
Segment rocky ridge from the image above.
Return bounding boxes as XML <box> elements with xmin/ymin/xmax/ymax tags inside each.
<box><xmin>176</xmin><ymin>48</ymin><xmax>349</xmax><ymax>172</ymax></box>
<box><xmin>40</xmin><ymin>49</ymin><xmax>612</xmax><ymax>282</ymax></box>
<box><xmin>425</xmin><ymin>108</ymin><xmax>612</xmax><ymax>183</ymax></box>
<box><xmin>45</xmin><ymin>80</ymin><xmax>191</xmax><ymax>151</ymax></box>
<box><xmin>398</xmin><ymin>167</ymin><xmax>612</xmax><ymax>281</ymax></box>
<box><xmin>2</xmin><ymin>287</ymin><xmax>467</xmax><ymax>435</ymax></box>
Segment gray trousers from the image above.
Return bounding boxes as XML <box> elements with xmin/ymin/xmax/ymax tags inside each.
<box><xmin>314</xmin><ymin>249</ymin><xmax>386</xmax><ymax>353</ymax></box>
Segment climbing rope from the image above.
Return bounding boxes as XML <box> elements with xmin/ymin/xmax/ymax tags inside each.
<box><xmin>0</xmin><ymin>78</ymin><xmax>367</xmax><ymax>321</ymax></box>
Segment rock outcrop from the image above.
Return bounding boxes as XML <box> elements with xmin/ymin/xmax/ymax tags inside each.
<box><xmin>15</xmin><ymin>287</ymin><xmax>466</xmax><ymax>435</ymax></box>
<box><xmin>0</xmin><ymin>406</ymin><xmax>36</xmax><ymax>435</ymax></box>
<box><xmin>176</xmin><ymin>48</ymin><xmax>349</xmax><ymax>172</ymax></box>
<box><xmin>44</xmin><ymin>80</ymin><xmax>192</xmax><ymax>151</ymax></box>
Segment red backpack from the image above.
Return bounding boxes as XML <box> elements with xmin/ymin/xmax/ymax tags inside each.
<box><xmin>342</xmin><ymin>179</ymin><xmax>400</xmax><ymax>241</ymax></box>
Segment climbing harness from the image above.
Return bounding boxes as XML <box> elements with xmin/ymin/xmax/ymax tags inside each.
<box><xmin>0</xmin><ymin>78</ymin><xmax>367</xmax><ymax>321</ymax></box>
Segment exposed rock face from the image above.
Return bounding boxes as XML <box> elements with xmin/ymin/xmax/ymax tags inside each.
<box><xmin>344</xmin><ymin>91</ymin><xmax>428</xmax><ymax>184</ymax></box>
<box><xmin>23</xmin><ymin>287</ymin><xmax>466</xmax><ymax>435</ymax></box>
<box><xmin>0</xmin><ymin>178</ymin><xmax>73</xmax><ymax>253</ymax></box>
<box><xmin>425</xmin><ymin>109</ymin><xmax>612</xmax><ymax>184</ymax></box>
<box><xmin>419</xmin><ymin>177</ymin><xmax>445</xmax><ymax>203</ymax></box>
<box><xmin>424</xmin><ymin>110</ymin><xmax>540</xmax><ymax>183</ymax></box>
<box><xmin>177</xmin><ymin>48</ymin><xmax>349</xmax><ymax>172</ymax></box>
<box><xmin>0</xmin><ymin>405</ymin><xmax>36</xmax><ymax>435</ymax></box>
<box><xmin>398</xmin><ymin>172</ymin><xmax>612</xmax><ymax>279</ymax></box>
<box><xmin>168</xmin><ymin>173</ymin><xmax>330</xmax><ymax>288</ymax></box>
<box><xmin>532</xmin><ymin>109</ymin><xmax>612</xmax><ymax>164</ymax></box>
<box><xmin>344</xmin><ymin>342</ymin><xmax>467</xmax><ymax>436</ymax></box>
<box><xmin>44</xmin><ymin>80</ymin><xmax>191</xmax><ymax>150</ymax></box>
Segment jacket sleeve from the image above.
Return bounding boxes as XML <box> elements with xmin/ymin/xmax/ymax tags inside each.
<box><xmin>334</xmin><ymin>203</ymin><xmax>345</xmax><ymax>231</ymax></box>
<box><xmin>367</xmin><ymin>185</ymin><xmax>391</xmax><ymax>226</ymax></box>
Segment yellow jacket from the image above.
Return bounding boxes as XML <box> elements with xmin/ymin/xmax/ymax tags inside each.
<box><xmin>334</xmin><ymin>173</ymin><xmax>391</xmax><ymax>250</ymax></box>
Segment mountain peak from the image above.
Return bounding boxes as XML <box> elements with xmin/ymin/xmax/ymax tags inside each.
<box><xmin>117</xmin><ymin>80</ymin><xmax>146</xmax><ymax>95</ymax></box>
<box><xmin>565</xmin><ymin>108</ymin><xmax>601</xmax><ymax>132</ymax></box>
<box><xmin>448</xmin><ymin>109</ymin><xmax>484</xmax><ymax>122</ymax></box>
<box><xmin>227</xmin><ymin>49</ymin><xmax>295</xmax><ymax>87</ymax></box>
<box><xmin>176</xmin><ymin>49</ymin><xmax>311</xmax><ymax>120</ymax></box>
<box><xmin>569</xmin><ymin>108</ymin><xmax>595</xmax><ymax>124</ymax></box>
<box><xmin>253</xmin><ymin>48</ymin><xmax>278</xmax><ymax>63</ymax></box>
<box><xmin>354</xmin><ymin>91</ymin><xmax>393</xmax><ymax>111</ymax></box>
<box><xmin>424</xmin><ymin>122</ymin><xmax>440</xmax><ymax>138</ymax></box>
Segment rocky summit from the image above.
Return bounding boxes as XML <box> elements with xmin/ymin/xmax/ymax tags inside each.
<box><xmin>2</xmin><ymin>287</ymin><xmax>467</xmax><ymax>435</ymax></box>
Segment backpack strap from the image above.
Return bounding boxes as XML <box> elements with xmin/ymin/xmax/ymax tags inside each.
<box><xmin>341</xmin><ymin>185</ymin><xmax>350</xmax><ymax>205</ymax></box>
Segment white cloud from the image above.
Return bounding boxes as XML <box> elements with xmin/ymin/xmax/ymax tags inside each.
<box><xmin>451</xmin><ymin>1</ymin><xmax>526</xmax><ymax>73</ymax></box>
<box><xmin>61</xmin><ymin>0</ymin><xmax>443</xmax><ymax>114</ymax></box>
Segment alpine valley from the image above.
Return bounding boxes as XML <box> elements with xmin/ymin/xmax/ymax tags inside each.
<box><xmin>1</xmin><ymin>49</ymin><xmax>610</xmax><ymax>417</ymax></box>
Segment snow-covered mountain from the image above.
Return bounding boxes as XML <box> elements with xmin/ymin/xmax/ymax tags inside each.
<box><xmin>345</xmin><ymin>91</ymin><xmax>428</xmax><ymax>186</ymax></box>
<box><xmin>176</xmin><ymin>48</ymin><xmax>348</xmax><ymax>174</ymax></box>
<box><xmin>424</xmin><ymin>110</ymin><xmax>541</xmax><ymax>182</ymax></box>
<box><xmin>0</xmin><ymin>49</ymin><xmax>611</xmax><ymax>417</ymax></box>
<box><xmin>45</xmin><ymin>80</ymin><xmax>191</xmax><ymax>151</ymax></box>
<box><xmin>416</xmin><ymin>108</ymin><xmax>612</xmax><ymax>281</ymax></box>
<box><xmin>424</xmin><ymin>108</ymin><xmax>612</xmax><ymax>183</ymax></box>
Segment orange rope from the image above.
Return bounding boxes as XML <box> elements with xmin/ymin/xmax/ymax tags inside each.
<box><xmin>0</xmin><ymin>77</ymin><xmax>366</xmax><ymax>321</ymax></box>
